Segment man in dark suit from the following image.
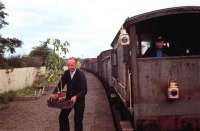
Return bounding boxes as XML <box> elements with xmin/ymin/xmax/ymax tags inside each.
<box><xmin>49</xmin><ymin>57</ymin><xmax>87</xmax><ymax>131</ymax></box>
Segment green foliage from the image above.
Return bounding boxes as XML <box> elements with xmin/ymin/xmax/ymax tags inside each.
<box><xmin>43</xmin><ymin>38</ymin><xmax>69</xmax><ymax>83</ymax></box>
<box><xmin>0</xmin><ymin>91</ymin><xmax>16</xmax><ymax>104</ymax></box>
<box><xmin>0</xmin><ymin>86</ymin><xmax>38</xmax><ymax>105</ymax></box>
<box><xmin>0</xmin><ymin>55</ymin><xmax>44</xmax><ymax>69</ymax></box>
<box><xmin>0</xmin><ymin>2</ymin><xmax>8</xmax><ymax>29</ymax></box>
<box><xmin>29</xmin><ymin>43</ymin><xmax>51</xmax><ymax>66</ymax></box>
<box><xmin>0</xmin><ymin>2</ymin><xmax>22</xmax><ymax>61</ymax></box>
<box><xmin>0</xmin><ymin>37</ymin><xmax>22</xmax><ymax>57</ymax></box>
<box><xmin>1</xmin><ymin>55</ymin><xmax>23</xmax><ymax>69</ymax></box>
<box><xmin>45</xmin><ymin>50</ymin><xmax>61</xmax><ymax>82</ymax></box>
<box><xmin>15</xmin><ymin>86</ymin><xmax>36</xmax><ymax>97</ymax></box>
<box><xmin>21</xmin><ymin>56</ymin><xmax>43</xmax><ymax>67</ymax></box>
<box><xmin>32</xmin><ymin>69</ymin><xmax>48</xmax><ymax>89</ymax></box>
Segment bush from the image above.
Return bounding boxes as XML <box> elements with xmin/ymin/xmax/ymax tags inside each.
<box><xmin>0</xmin><ymin>56</ymin><xmax>23</xmax><ymax>69</ymax></box>
<box><xmin>0</xmin><ymin>56</ymin><xmax>44</xmax><ymax>69</ymax></box>
<box><xmin>15</xmin><ymin>86</ymin><xmax>36</xmax><ymax>96</ymax></box>
<box><xmin>0</xmin><ymin>90</ymin><xmax>16</xmax><ymax>104</ymax></box>
<box><xmin>22</xmin><ymin>56</ymin><xmax>43</xmax><ymax>67</ymax></box>
<box><xmin>0</xmin><ymin>86</ymin><xmax>38</xmax><ymax>104</ymax></box>
<box><xmin>6</xmin><ymin>56</ymin><xmax>23</xmax><ymax>68</ymax></box>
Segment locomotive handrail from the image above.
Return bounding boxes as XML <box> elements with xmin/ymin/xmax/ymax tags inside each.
<box><xmin>118</xmin><ymin>82</ymin><xmax>126</xmax><ymax>89</ymax></box>
<box><xmin>100</xmin><ymin>56</ymin><xmax>111</xmax><ymax>62</ymax></box>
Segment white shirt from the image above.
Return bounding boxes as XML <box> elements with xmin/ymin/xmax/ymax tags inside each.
<box><xmin>70</xmin><ymin>69</ymin><xmax>76</xmax><ymax>79</ymax></box>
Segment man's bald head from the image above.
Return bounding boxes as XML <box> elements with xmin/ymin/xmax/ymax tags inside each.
<box><xmin>67</xmin><ymin>57</ymin><xmax>77</xmax><ymax>72</ymax></box>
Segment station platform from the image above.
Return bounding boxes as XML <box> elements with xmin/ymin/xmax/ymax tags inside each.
<box><xmin>0</xmin><ymin>71</ymin><xmax>116</xmax><ymax>131</ymax></box>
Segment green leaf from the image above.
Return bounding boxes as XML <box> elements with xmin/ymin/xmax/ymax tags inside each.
<box><xmin>43</xmin><ymin>37</ymin><xmax>70</xmax><ymax>84</ymax></box>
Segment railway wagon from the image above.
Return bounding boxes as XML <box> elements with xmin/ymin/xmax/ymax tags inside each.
<box><xmin>97</xmin><ymin>49</ymin><xmax>113</xmax><ymax>87</ymax></box>
<box><xmin>81</xmin><ymin>58</ymin><xmax>98</xmax><ymax>74</ymax></box>
<box><xmin>111</xmin><ymin>6</ymin><xmax>200</xmax><ymax>131</ymax></box>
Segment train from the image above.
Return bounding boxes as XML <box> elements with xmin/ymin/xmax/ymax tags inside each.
<box><xmin>81</xmin><ymin>6</ymin><xmax>200</xmax><ymax>131</ymax></box>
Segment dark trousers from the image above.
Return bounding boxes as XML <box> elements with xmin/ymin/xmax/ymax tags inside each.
<box><xmin>59</xmin><ymin>99</ymin><xmax>85</xmax><ymax>131</ymax></box>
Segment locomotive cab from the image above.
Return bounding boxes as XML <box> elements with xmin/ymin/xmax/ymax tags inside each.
<box><xmin>116</xmin><ymin>6</ymin><xmax>200</xmax><ymax>131</ymax></box>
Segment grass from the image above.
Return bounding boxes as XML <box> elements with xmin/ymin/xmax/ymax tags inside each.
<box><xmin>0</xmin><ymin>86</ymin><xmax>38</xmax><ymax>105</ymax></box>
<box><xmin>15</xmin><ymin>86</ymin><xmax>36</xmax><ymax>97</ymax></box>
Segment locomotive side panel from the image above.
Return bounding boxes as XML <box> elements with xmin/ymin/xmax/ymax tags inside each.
<box><xmin>135</xmin><ymin>57</ymin><xmax>200</xmax><ymax>130</ymax></box>
<box><xmin>107</xmin><ymin>58</ymin><xmax>113</xmax><ymax>87</ymax></box>
<box><xmin>115</xmin><ymin>45</ymin><xmax>128</xmax><ymax>102</ymax></box>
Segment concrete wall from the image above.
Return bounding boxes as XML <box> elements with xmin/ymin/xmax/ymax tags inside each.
<box><xmin>0</xmin><ymin>67</ymin><xmax>45</xmax><ymax>93</ymax></box>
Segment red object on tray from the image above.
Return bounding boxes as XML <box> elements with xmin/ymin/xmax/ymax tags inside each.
<box><xmin>47</xmin><ymin>92</ymin><xmax>73</xmax><ymax>109</ymax></box>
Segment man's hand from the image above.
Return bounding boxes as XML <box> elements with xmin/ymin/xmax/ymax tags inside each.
<box><xmin>48</xmin><ymin>94</ymin><xmax>57</xmax><ymax>101</ymax></box>
<box><xmin>71</xmin><ymin>96</ymin><xmax>77</xmax><ymax>105</ymax></box>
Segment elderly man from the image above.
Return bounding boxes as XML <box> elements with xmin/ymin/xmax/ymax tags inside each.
<box><xmin>49</xmin><ymin>57</ymin><xmax>87</xmax><ymax>131</ymax></box>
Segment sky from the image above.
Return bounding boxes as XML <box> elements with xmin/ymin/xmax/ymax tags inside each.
<box><xmin>1</xmin><ymin>0</ymin><xmax>200</xmax><ymax>58</ymax></box>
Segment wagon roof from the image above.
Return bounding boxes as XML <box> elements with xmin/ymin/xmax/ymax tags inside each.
<box><xmin>111</xmin><ymin>6</ymin><xmax>200</xmax><ymax>47</ymax></box>
<box><xmin>98</xmin><ymin>49</ymin><xmax>112</xmax><ymax>58</ymax></box>
<box><xmin>125</xmin><ymin>6</ymin><xmax>200</xmax><ymax>25</ymax></box>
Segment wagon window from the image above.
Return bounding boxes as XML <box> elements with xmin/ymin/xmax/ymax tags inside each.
<box><xmin>136</xmin><ymin>13</ymin><xmax>200</xmax><ymax>57</ymax></box>
<box><xmin>141</xmin><ymin>41</ymin><xmax>150</xmax><ymax>55</ymax></box>
<box><xmin>137</xmin><ymin>33</ymin><xmax>152</xmax><ymax>56</ymax></box>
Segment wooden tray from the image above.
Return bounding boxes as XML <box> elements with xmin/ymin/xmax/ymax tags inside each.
<box><xmin>47</xmin><ymin>99</ymin><xmax>73</xmax><ymax>109</ymax></box>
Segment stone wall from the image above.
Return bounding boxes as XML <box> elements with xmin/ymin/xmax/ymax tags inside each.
<box><xmin>0</xmin><ymin>67</ymin><xmax>45</xmax><ymax>93</ymax></box>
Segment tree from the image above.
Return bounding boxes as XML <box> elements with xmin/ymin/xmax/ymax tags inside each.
<box><xmin>43</xmin><ymin>38</ymin><xmax>69</xmax><ymax>85</ymax></box>
<box><xmin>0</xmin><ymin>2</ymin><xmax>22</xmax><ymax>59</ymax></box>
<box><xmin>29</xmin><ymin>43</ymin><xmax>51</xmax><ymax>66</ymax></box>
<box><xmin>0</xmin><ymin>2</ymin><xmax>8</xmax><ymax>29</ymax></box>
<box><xmin>0</xmin><ymin>37</ymin><xmax>22</xmax><ymax>57</ymax></box>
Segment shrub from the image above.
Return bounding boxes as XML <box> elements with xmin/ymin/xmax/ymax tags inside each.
<box><xmin>15</xmin><ymin>86</ymin><xmax>36</xmax><ymax>96</ymax></box>
<box><xmin>0</xmin><ymin>90</ymin><xmax>16</xmax><ymax>104</ymax></box>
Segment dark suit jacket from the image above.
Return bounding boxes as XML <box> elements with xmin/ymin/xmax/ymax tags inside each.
<box><xmin>53</xmin><ymin>69</ymin><xmax>87</xmax><ymax>100</ymax></box>
<box><xmin>143</xmin><ymin>48</ymin><xmax>168</xmax><ymax>57</ymax></box>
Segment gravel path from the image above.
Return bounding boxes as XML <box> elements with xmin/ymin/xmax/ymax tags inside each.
<box><xmin>0</xmin><ymin>72</ymin><xmax>115</xmax><ymax>131</ymax></box>
<box><xmin>0</xmin><ymin>94</ymin><xmax>60</xmax><ymax>131</ymax></box>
